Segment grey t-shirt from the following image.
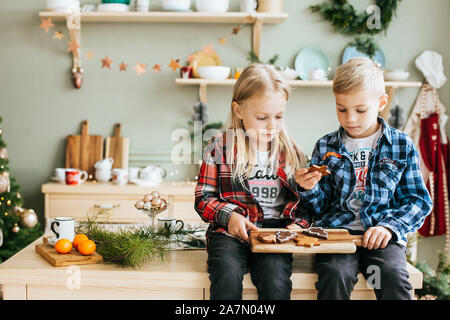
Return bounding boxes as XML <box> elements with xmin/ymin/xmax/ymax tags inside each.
<box><xmin>342</xmin><ymin>126</ymin><xmax>382</xmax><ymax>231</ymax></box>
<box><xmin>248</xmin><ymin>151</ymin><xmax>286</xmax><ymax>219</ymax></box>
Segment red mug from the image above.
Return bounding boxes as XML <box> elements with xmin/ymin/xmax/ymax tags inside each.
<box><xmin>65</xmin><ymin>169</ymin><xmax>88</xmax><ymax>185</ymax></box>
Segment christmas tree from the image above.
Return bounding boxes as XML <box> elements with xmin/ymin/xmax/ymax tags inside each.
<box><xmin>0</xmin><ymin>116</ymin><xmax>42</xmax><ymax>263</ymax></box>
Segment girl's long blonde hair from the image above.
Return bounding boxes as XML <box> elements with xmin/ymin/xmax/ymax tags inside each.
<box><xmin>225</xmin><ymin>63</ymin><xmax>306</xmax><ymax>185</ymax></box>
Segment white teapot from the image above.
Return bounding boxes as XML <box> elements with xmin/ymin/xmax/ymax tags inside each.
<box><xmin>94</xmin><ymin>158</ymin><xmax>114</xmax><ymax>170</ymax></box>
<box><xmin>139</xmin><ymin>165</ymin><xmax>167</xmax><ymax>184</ymax></box>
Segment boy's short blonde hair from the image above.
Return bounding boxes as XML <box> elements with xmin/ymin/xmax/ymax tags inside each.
<box><xmin>333</xmin><ymin>57</ymin><xmax>385</xmax><ymax>96</ymax></box>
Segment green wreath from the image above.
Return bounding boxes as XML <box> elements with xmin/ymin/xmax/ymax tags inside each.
<box><xmin>310</xmin><ymin>0</ymin><xmax>401</xmax><ymax>57</ymax></box>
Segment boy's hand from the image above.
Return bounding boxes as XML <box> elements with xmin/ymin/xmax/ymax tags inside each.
<box><xmin>295</xmin><ymin>168</ymin><xmax>322</xmax><ymax>191</ymax></box>
<box><xmin>227</xmin><ymin>211</ymin><xmax>259</xmax><ymax>242</ymax></box>
<box><xmin>363</xmin><ymin>226</ymin><xmax>393</xmax><ymax>250</ymax></box>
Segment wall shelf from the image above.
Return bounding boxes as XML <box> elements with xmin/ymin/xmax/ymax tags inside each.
<box><xmin>175</xmin><ymin>78</ymin><xmax>423</xmax><ymax>119</ymax></box>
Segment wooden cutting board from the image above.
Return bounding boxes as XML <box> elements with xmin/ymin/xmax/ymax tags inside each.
<box><xmin>65</xmin><ymin>120</ymin><xmax>103</xmax><ymax>178</ymax></box>
<box><xmin>105</xmin><ymin>123</ymin><xmax>129</xmax><ymax>169</ymax></box>
<box><xmin>35</xmin><ymin>237</ymin><xmax>103</xmax><ymax>267</ymax></box>
<box><xmin>250</xmin><ymin>228</ymin><xmax>364</xmax><ymax>254</ymax></box>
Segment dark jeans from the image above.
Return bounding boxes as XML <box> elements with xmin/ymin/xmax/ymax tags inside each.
<box><xmin>207</xmin><ymin>219</ymin><xmax>293</xmax><ymax>300</ymax></box>
<box><xmin>315</xmin><ymin>240</ymin><xmax>413</xmax><ymax>300</ymax></box>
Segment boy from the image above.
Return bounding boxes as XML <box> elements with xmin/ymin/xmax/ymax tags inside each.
<box><xmin>295</xmin><ymin>57</ymin><xmax>432</xmax><ymax>300</ymax></box>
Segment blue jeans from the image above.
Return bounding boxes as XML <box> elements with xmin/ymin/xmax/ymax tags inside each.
<box><xmin>207</xmin><ymin>219</ymin><xmax>293</xmax><ymax>300</ymax></box>
<box><xmin>315</xmin><ymin>240</ymin><xmax>413</xmax><ymax>300</ymax></box>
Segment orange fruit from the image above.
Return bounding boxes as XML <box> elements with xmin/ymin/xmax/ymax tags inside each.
<box><xmin>72</xmin><ymin>234</ymin><xmax>89</xmax><ymax>249</ymax></box>
<box><xmin>77</xmin><ymin>239</ymin><xmax>96</xmax><ymax>256</ymax></box>
<box><xmin>54</xmin><ymin>239</ymin><xmax>72</xmax><ymax>254</ymax></box>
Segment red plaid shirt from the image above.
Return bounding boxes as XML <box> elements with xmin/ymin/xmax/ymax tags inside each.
<box><xmin>194</xmin><ymin>131</ymin><xmax>311</xmax><ymax>243</ymax></box>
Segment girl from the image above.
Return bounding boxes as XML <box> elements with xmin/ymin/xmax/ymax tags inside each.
<box><xmin>194</xmin><ymin>63</ymin><xmax>311</xmax><ymax>300</ymax></box>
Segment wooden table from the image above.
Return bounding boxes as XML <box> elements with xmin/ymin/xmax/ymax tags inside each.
<box><xmin>0</xmin><ymin>236</ymin><xmax>422</xmax><ymax>300</ymax></box>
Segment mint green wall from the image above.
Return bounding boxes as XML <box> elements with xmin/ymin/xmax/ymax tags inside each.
<box><xmin>1</xmin><ymin>0</ymin><xmax>449</xmax><ymax>268</ymax></box>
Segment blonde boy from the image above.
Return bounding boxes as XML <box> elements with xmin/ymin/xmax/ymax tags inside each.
<box><xmin>295</xmin><ymin>57</ymin><xmax>432</xmax><ymax>300</ymax></box>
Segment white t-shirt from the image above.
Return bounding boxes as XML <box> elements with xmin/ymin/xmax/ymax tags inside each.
<box><xmin>342</xmin><ymin>126</ymin><xmax>382</xmax><ymax>231</ymax></box>
<box><xmin>248</xmin><ymin>151</ymin><xmax>285</xmax><ymax>219</ymax></box>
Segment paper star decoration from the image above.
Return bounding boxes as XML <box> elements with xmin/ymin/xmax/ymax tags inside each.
<box><xmin>101</xmin><ymin>56</ymin><xmax>113</xmax><ymax>69</ymax></box>
<box><xmin>218</xmin><ymin>37</ymin><xmax>227</xmax><ymax>45</ymax></box>
<box><xmin>168</xmin><ymin>59</ymin><xmax>181</xmax><ymax>72</ymax></box>
<box><xmin>134</xmin><ymin>62</ymin><xmax>147</xmax><ymax>76</ymax></box>
<box><xmin>153</xmin><ymin>64</ymin><xmax>161</xmax><ymax>72</ymax></box>
<box><xmin>53</xmin><ymin>31</ymin><xmax>64</xmax><ymax>40</ymax></box>
<box><xmin>245</xmin><ymin>15</ymin><xmax>253</xmax><ymax>23</ymax></box>
<box><xmin>85</xmin><ymin>51</ymin><xmax>94</xmax><ymax>60</ymax></box>
<box><xmin>202</xmin><ymin>44</ymin><xmax>214</xmax><ymax>56</ymax></box>
<box><xmin>67</xmin><ymin>40</ymin><xmax>80</xmax><ymax>53</ymax></box>
<box><xmin>119</xmin><ymin>62</ymin><xmax>128</xmax><ymax>71</ymax></box>
<box><xmin>39</xmin><ymin>18</ymin><xmax>54</xmax><ymax>32</ymax></box>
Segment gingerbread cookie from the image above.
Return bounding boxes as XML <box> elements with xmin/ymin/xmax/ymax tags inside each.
<box><xmin>257</xmin><ymin>233</ymin><xmax>277</xmax><ymax>243</ymax></box>
<box><xmin>294</xmin><ymin>234</ymin><xmax>320</xmax><ymax>247</ymax></box>
<box><xmin>302</xmin><ymin>227</ymin><xmax>329</xmax><ymax>240</ymax></box>
<box><xmin>275</xmin><ymin>231</ymin><xmax>297</xmax><ymax>243</ymax></box>
<box><xmin>307</xmin><ymin>165</ymin><xmax>331</xmax><ymax>176</ymax></box>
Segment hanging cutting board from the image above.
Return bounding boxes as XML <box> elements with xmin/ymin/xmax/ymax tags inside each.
<box><xmin>65</xmin><ymin>120</ymin><xmax>103</xmax><ymax>178</ymax></box>
<box><xmin>250</xmin><ymin>228</ymin><xmax>364</xmax><ymax>254</ymax></box>
<box><xmin>105</xmin><ymin>123</ymin><xmax>129</xmax><ymax>169</ymax></box>
<box><xmin>35</xmin><ymin>237</ymin><xmax>103</xmax><ymax>267</ymax></box>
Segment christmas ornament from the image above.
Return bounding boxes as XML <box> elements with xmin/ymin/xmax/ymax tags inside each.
<box><xmin>101</xmin><ymin>56</ymin><xmax>113</xmax><ymax>69</ymax></box>
<box><xmin>0</xmin><ymin>227</ymin><xmax>3</xmax><ymax>247</ymax></box>
<box><xmin>12</xmin><ymin>223</ymin><xmax>20</xmax><ymax>233</ymax></box>
<box><xmin>19</xmin><ymin>209</ymin><xmax>38</xmax><ymax>229</ymax></box>
<box><xmin>0</xmin><ymin>172</ymin><xmax>10</xmax><ymax>193</ymax></box>
<box><xmin>39</xmin><ymin>18</ymin><xmax>54</xmax><ymax>32</ymax></box>
<box><xmin>0</xmin><ymin>147</ymin><xmax>7</xmax><ymax>160</ymax></box>
<box><xmin>71</xmin><ymin>66</ymin><xmax>84</xmax><ymax>89</ymax></box>
<box><xmin>14</xmin><ymin>206</ymin><xmax>24</xmax><ymax>215</ymax></box>
<box><xmin>6</xmin><ymin>200</ymin><xmax>11</xmax><ymax>206</ymax></box>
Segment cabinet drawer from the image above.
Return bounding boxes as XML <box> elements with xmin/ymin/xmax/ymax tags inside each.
<box><xmin>47</xmin><ymin>193</ymin><xmax>170</xmax><ymax>223</ymax></box>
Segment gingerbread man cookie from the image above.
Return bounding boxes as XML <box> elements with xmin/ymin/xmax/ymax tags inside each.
<box><xmin>294</xmin><ymin>234</ymin><xmax>320</xmax><ymax>247</ymax></box>
<box><xmin>307</xmin><ymin>165</ymin><xmax>331</xmax><ymax>176</ymax></box>
<box><xmin>257</xmin><ymin>233</ymin><xmax>277</xmax><ymax>243</ymax></box>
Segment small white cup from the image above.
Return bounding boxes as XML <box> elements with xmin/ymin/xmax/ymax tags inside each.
<box><xmin>95</xmin><ymin>168</ymin><xmax>111</xmax><ymax>183</ymax></box>
<box><xmin>157</xmin><ymin>217</ymin><xmax>184</xmax><ymax>231</ymax></box>
<box><xmin>240</xmin><ymin>0</ymin><xmax>257</xmax><ymax>13</ymax></box>
<box><xmin>50</xmin><ymin>217</ymin><xmax>75</xmax><ymax>242</ymax></box>
<box><xmin>55</xmin><ymin>168</ymin><xmax>66</xmax><ymax>181</ymax></box>
<box><xmin>112</xmin><ymin>168</ymin><xmax>128</xmax><ymax>185</ymax></box>
<box><xmin>128</xmin><ymin>167</ymin><xmax>140</xmax><ymax>182</ymax></box>
<box><xmin>309</xmin><ymin>68</ymin><xmax>327</xmax><ymax>80</ymax></box>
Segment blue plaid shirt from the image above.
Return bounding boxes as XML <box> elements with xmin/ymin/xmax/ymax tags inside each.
<box><xmin>298</xmin><ymin>117</ymin><xmax>433</xmax><ymax>246</ymax></box>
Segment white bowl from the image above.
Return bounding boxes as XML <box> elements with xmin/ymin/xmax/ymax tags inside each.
<box><xmin>383</xmin><ymin>70</ymin><xmax>410</xmax><ymax>81</ymax></box>
<box><xmin>162</xmin><ymin>0</ymin><xmax>191</xmax><ymax>11</ymax></box>
<box><xmin>278</xmin><ymin>67</ymin><xmax>299</xmax><ymax>80</ymax></box>
<box><xmin>198</xmin><ymin>66</ymin><xmax>230</xmax><ymax>80</ymax></box>
<box><xmin>97</xmin><ymin>3</ymin><xmax>130</xmax><ymax>12</ymax></box>
<box><xmin>195</xmin><ymin>0</ymin><xmax>229</xmax><ymax>13</ymax></box>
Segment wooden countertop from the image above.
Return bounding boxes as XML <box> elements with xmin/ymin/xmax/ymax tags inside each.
<box><xmin>42</xmin><ymin>181</ymin><xmax>196</xmax><ymax>195</ymax></box>
<box><xmin>0</xmin><ymin>236</ymin><xmax>423</xmax><ymax>291</ymax></box>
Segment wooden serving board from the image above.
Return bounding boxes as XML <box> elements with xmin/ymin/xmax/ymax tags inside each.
<box><xmin>105</xmin><ymin>123</ymin><xmax>129</xmax><ymax>169</ymax></box>
<box><xmin>250</xmin><ymin>228</ymin><xmax>364</xmax><ymax>254</ymax></box>
<box><xmin>65</xmin><ymin>120</ymin><xmax>103</xmax><ymax>179</ymax></box>
<box><xmin>35</xmin><ymin>237</ymin><xmax>103</xmax><ymax>267</ymax></box>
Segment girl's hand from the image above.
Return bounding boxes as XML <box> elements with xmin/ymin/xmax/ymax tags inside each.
<box><xmin>363</xmin><ymin>226</ymin><xmax>393</xmax><ymax>250</ymax></box>
<box><xmin>227</xmin><ymin>211</ymin><xmax>259</xmax><ymax>242</ymax></box>
<box><xmin>295</xmin><ymin>168</ymin><xmax>322</xmax><ymax>191</ymax></box>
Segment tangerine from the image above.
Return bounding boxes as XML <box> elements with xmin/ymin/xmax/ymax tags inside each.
<box><xmin>54</xmin><ymin>239</ymin><xmax>72</xmax><ymax>254</ymax></box>
<box><xmin>78</xmin><ymin>239</ymin><xmax>96</xmax><ymax>256</ymax></box>
<box><xmin>72</xmin><ymin>234</ymin><xmax>89</xmax><ymax>249</ymax></box>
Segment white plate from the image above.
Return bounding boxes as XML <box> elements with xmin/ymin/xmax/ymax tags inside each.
<box><xmin>51</xmin><ymin>177</ymin><xmax>65</xmax><ymax>183</ymax></box>
<box><xmin>97</xmin><ymin>3</ymin><xmax>130</xmax><ymax>12</ymax></box>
